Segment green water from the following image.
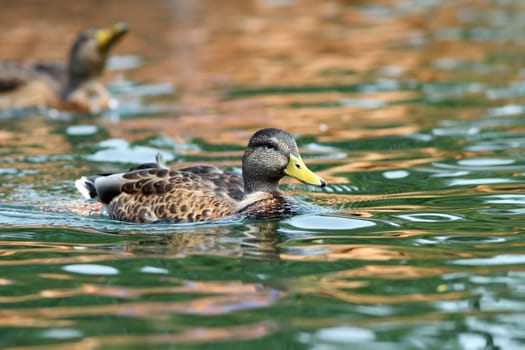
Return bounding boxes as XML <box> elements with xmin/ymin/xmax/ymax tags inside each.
<box><xmin>1</xmin><ymin>0</ymin><xmax>525</xmax><ymax>349</ymax></box>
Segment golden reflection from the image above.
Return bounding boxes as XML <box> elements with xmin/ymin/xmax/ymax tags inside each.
<box><xmin>0</xmin><ymin>254</ymin><xmax>124</xmax><ymax>267</ymax></box>
<box><xmin>6</xmin><ymin>321</ymin><xmax>276</xmax><ymax>350</ymax></box>
<box><xmin>0</xmin><ymin>317</ymin><xmax>72</xmax><ymax>329</ymax></box>
<box><xmin>38</xmin><ymin>273</ymin><xmax>75</xmax><ymax>280</ymax></box>
<box><xmin>315</xmin><ymin>149</ymin><xmax>445</xmax><ymax>182</ymax></box>
<box><xmin>290</xmin><ymin>265</ymin><xmax>467</xmax><ymax>305</ymax></box>
<box><xmin>226</xmin><ymin>90</ymin><xmax>417</xmax><ymax>111</ymax></box>
<box><xmin>299</xmin><ymin>186</ymin><xmax>483</xmax><ymax>209</ymax></box>
<box><xmin>0</xmin><ymin>278</ymin><xmax>13</xmax><ymax>285</ymax></box>
<box><xmin>0</xmin><ymin>288</ymin><xmax>283</xmax><ymax>319</ymax></box>
<box><xmin>325</xmin><ymin>265</ymin><xmax>449</xmax><ymax>280</ymax></box>
<box><xmin>0</xmin><ymin>241</ymin><xmax>79</xmax><ymax>251</ymax></box>
<box><xmin>281</xmin><ymin>245</ymin><xmax>404</xmax><ymax>261</ymax></box>
<box><xmin>321</xmin><ymin>288</ymin><xmax>467</xmax><ymax>305</ymax></box>
<box><xmin>0</xmin><ymin>279</ymin><xmax>280</xmax><ymax>304</ymax></box>
<box><xmin>475</xmin><ymin>183</ymin><xmax>525</xmax><ymax>193</ymax></box>
<box><xmin>279</xmin><ymin>243</ymin><xmax>474</xmax><ymax>262</ymax></box>
<box><xmin>2</xmin><ymin>0</ymin><xmax>525</xmax><ymax>347</ymax></box>
<box><xmin>83</xmin><ymin>0</ymin><xmax>445</xmax><ymax>144</ymax></box>
<box><xmin>0</xmin><ymin>0</ymin><xmax>517</xmax><ymax>170</ymax></box>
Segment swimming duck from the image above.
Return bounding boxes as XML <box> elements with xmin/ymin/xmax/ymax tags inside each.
<box><xmin>75</xmin><ymin>128</ymin><xmax>327</xmax><ymax>223</ymax></box>
<box><xmin>0</xmin><ymin>22</ymin><xmax>128</xmax><ymax>112</ymax></box>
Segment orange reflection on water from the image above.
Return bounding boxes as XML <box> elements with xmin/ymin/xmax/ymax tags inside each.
<box><xmin>0</xmin><ymin>253</ymin><xmax>126</xmax><ymax>267</ymax></box>
<box><xmin>0</xmin><ymin>316</ymin><xmax>72</xmax><ymax>329</ymax></box>
<box><xmin>291</xmin><ymin>265</ymin><xmax>467</xmax><ymax>305</ymax></box>
<box><xmin>321</xmin><ymin>287</ymin><xmax>467</xmax><ymax>305</ymax></box>
<box><xmin>304</xmin><ymin>186</ymin><xmax>479</xmax><ymax>208</ymax></box>
<box><xmin>0</xmin><ymin>287</ymin><xmax>281</xmax><ymax>318</ymax></box>
<box><xmin>6</xmin><ymin>321</ymin><xmax>276</xmax><ymax>350</ymax></box>
<box><xmin>475</xmin><ymin>183</ymin><xmax>525</xmax><ymax>193</ymax></box>
<box><xmin>280</xmin><ymin>242</ymin><xmax>474</xmax><ymax>262</ymax></box>
<box><xmin>0</xmin><ymin>0</ymin><xmax>515</xmax><ymax>154</ymax></box>
<box><xmin>0</xmin><ymin>279</ymin><xmax>283</xmax><ymax>345</ymax></box>
<box><xmin>281</xmin><ymin>245</ymin><xmax>405</xmax><ymax>261</ymax></box>
<box><xmin>270</xmin><ymin>262</ymin><xmax>472</xmax><ymax>307</ymax></box>
<box><xmin>326</xmin><ymin>265</ymin><xmax>449</xmax><ymax>280</ymax></box>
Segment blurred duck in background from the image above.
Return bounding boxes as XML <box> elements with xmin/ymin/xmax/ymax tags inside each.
<box><xmin>0</xmin><ymin>22</ymin><xmax>128</xmax><ymax>113</ymax></box>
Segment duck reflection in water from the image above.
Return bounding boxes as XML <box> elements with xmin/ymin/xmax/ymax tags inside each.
<box><xmin>122</xmin><ymin>221</ymin><xmax>282</xmax><ymax>260</ymax></box>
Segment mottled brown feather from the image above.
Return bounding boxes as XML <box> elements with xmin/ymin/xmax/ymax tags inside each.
<box><xmin>179</xmin><ymin>166</ymin><xmax>244</xmax><ymax>201</ymax></box>
<box><xmin>109</xmin><ymin>188</ymin><xmax>238</xmax><ymax>223</ymax></box>
<box><xmin>108</xmin><ymin>168</ymin><xmax>240</xmax><ymax>223</ymax></box>
<box><xmin>0</xmin><ymin>63</ymin><xmax>61</xmax><ymax>110</ymax></box>
<box><xmin>238</xmin><ymin>193</ymin><xmax>297</xmax><ymax>220</ymax></box>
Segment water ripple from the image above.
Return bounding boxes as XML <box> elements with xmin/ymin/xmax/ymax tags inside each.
<box><xmin>396</xmin><ymin>213</ymin><xmax>463</xmax><ymax>223</ymax></box>
<box><xmin>453</xmin><ymin>254</ymin><xmax>525</xmax><ymax>266</ymax></box>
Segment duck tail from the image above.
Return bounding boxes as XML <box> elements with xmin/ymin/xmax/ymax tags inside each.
<box><xmin>75</xmin><ymin>176</ymin><xmax>99</xmax><ymax>200</ymax></box>
<box><xmin>75</xmin><ymin>154</ymin><xmax>166</xmax><ymax>204</ymax></box>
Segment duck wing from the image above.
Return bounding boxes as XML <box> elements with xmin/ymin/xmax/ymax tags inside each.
<box><xmin>0</xmin><ymin>62</ymin><xmax>60</xmax><ymax>91</ymax></box>
<box><xmin>77</xmin><ymin>167</ymin><xmax>241</xmax><ymax>223</ymax></box>
<box><xmin>179</xmin><ymin>165</ymin><xmax>245</xmax><ymax>201</ymax></box>
<box><xmin>0</xmin><ymin>62</ymin><xmax>61</xmax><ymax>110</ymax></box>
<box><xmin>34</xmin><ymin>62</ymin><xmax>67</xmax><ymax>86</ymax></box>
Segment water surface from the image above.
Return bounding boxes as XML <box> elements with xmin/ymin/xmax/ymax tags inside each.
<box><xmin>1</xmin><ymin>0</ymin><xmax>525</xmax><ymax>349</ymax></box>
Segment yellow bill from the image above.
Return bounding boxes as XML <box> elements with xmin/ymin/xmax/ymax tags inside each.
<box><xmin>96</xmin><ymin>22</ymin><xmax>129</xmax><ymax>50</ymax></box>
<box><xmin>284</xmin><ymin>154</ymin><xmax>327</xmax><ymax>187</ymax></box>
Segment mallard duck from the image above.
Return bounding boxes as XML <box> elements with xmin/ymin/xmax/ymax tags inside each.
<box><xmin>0</xmin><ymin>22</ymin><xmax>128</xmax><ymax>112</ymax></box>
<box><xmin>75</xmin><ymin>128</ymin><xmax>327</xmax><ymax>223</ymax></box>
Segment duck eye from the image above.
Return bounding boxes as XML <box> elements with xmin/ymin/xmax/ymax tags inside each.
<box><xmin>264</xmin><ymin>143</ymin><xmax>278</xmax><ymax>151</ymax></box>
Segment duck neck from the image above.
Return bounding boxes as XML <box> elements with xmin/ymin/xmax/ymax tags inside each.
<box><xmin>66</xmin><ymin>54</ymin><xmax>105</xmax><ymax>92</ymax></box>
<box><xmin>67</xmin><ymin>68</ymin><xmax>98</xmax><ymax>91</ymax></box>
<box><xmin>243</xmin><ymin>176</ymin><xmax>281</xmax><ymax>195</ymax></box>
